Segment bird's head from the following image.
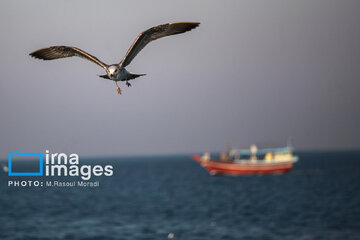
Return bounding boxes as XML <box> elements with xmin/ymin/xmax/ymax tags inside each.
<box><xmin>107</xmin><ymin>65</ymin><xmax>120</xmax><ymax>79</ymax></box>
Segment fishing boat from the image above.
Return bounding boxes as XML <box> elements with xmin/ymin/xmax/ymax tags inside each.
<box><xmin>192</xmin><ymin>145</ymin><xmax>298</xmax><ymax>175</ymax></box>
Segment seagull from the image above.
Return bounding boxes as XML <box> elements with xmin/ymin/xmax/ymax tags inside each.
<box><xmin>30</xmin><ymin>22</ymin><xmax>200</xmax><ymax>95</ymax></box>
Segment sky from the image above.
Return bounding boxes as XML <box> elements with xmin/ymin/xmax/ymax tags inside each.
<box><xmin>0</xmin><ymin>0</ymin><xmax>360</xmax><ymax>157</ymax></box>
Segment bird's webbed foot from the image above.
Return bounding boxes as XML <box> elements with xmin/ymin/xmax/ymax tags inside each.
<box><xmin>117</xmin><ymin>86</ymin><xmax>122</xmax><ymax>95</ymax></box>
<box><xmin>126</xmin><ymin>81</ymin><xmax>132</xmax><ymax>87</ymax></box>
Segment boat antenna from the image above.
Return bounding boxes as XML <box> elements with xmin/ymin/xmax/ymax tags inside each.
<box><xmin>287</xmin><ymin>137</ymin><xmax>292</xmax><ymax>147</ymax></box>
<box><xmin>226</xmin><ymin>141</ymin><xmax>232</xmax><ymax>152</ymax></box>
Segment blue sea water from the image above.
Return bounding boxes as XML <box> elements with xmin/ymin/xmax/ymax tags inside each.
<box><xmin>0</xmin><ymin>151</ymin><xmax>359</xmax><ymax>240</ymax></box>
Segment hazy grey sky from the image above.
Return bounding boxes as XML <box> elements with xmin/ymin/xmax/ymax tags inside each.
<box><xmin>1</xmin><ymin>0</ymin><xmax>360</xmax><ymax>157</ymax></box>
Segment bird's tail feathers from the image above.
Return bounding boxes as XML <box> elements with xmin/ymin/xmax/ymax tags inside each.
<box><xmin>98</xmin><ymin>73</ymin><xmax>146</xmax><ymax>81</ymax></box>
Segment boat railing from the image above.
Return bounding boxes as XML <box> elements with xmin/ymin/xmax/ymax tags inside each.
<box><xmin>229</xmin><ymin>147</ymin><xmax>294</xmax><ymax>156</ymax></box>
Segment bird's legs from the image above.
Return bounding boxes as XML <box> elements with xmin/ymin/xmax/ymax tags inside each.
<box><xmin>126</xmin><ymin>81</ymin><xmax>131</xmax><ymax>87</ymax></box>
<box><xmin>116</xmin><ymin>82</ymin><xmax>121</xmax><ymax>95</ymax></box>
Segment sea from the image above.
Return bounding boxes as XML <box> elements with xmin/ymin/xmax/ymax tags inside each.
<box><xmin>0</xmin><ymin>151</ymin><xmax>359</xmax><ymax>240</ymax></box>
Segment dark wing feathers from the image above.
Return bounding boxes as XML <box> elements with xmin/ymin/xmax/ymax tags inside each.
<box><xmin>98</xmin><ymin>74</ymin><xmax>109</xmax><ymax>79</ymax></box>
<box><xmin>29</xmin><ymin>46</ymin><xmax>108</xmax><ymax>69</ymax></box>
<box><xmin>119</xmin><ymin>22</ymin><xmax>200</xmax><ymax>67</ymax></box>
<box><xmin>29</xmin><ymin>22</ymin><xmax>199</xmax><ymax>70</ymax></box>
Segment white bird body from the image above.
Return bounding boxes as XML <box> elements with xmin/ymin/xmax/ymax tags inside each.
<box><xmin>107</xmin><ymin>65</ymin><xmax>122</xmax><ymax>80</ymax></box>
<box><xmin>106</xmin><ymin>65</ymin><xmax>142</xmax><ymax>82</ymax></box>
<box><xmin>108</xmin><ymin>65</ymin><xmax>127</xmax><ymax>80</ymax></box>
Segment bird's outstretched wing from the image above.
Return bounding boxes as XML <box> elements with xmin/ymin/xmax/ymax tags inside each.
<box><xmin>119</xmin><ymin>22</ymin><xmax>200</xmax><ymax>68</ymax></box>
<box><xmin>29</xmin><ymin>46</ymin><xmax>108</xmax><ymax>69</ymax></box>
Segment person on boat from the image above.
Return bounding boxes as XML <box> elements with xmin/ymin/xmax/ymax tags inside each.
<box><xmin>220</xmin><ymin>152</ymin><xmax>227</xmax><ymax>162</ymax></box>
<box><xmin>202</xmin><ymin>151</ymin><xmax>210</xmax><ymax>162</ymax></box>
<box><xmin>250</xmin><ymin>145</ymin><xmax>258</xmax><ymax>162</ymax></box>
<box><xmin>226</xmin><ymin>141</ymin><xmax>232</xmax><ymax>160</ymax></box>
<box><xmin>234</xmin><ymin>152</ymin><xmax>240</xmax><ymax>161</ymax></box>
<box><xmin>265</xmin><ymin>152</ymin><xmax>274</xmax><ymax>162</ymax></box>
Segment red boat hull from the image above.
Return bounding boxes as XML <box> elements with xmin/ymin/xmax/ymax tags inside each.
<box><xmin>192</xmin><ymin>155</ymin><xmax>294</xmax><ymax>175</ymax></box>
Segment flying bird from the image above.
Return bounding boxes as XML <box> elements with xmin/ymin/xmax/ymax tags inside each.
<box><xmin>30</xmin><ymin>22</ymin><xmax>200</xmax><ymax>94</ymax></box>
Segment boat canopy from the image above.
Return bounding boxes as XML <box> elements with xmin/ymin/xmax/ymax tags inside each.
<box><xmin>229</xmin><ymin>147</ymin><xmax>293</xmax><ymax>156</ymax></box>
